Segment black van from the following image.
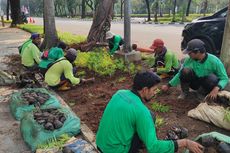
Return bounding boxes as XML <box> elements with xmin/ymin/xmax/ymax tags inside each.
<box><xmin>181</xmin><ymin>7</ymin><xmax>228</xmax><ymax>56</ymax></box>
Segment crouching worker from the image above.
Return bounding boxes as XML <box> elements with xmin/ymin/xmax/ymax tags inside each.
<box><xmin>105</xmin><ymin>31</ymin><xmax>124</xmax><ymax>55</ymax></box>
<box><xmin>96</xmin><ymin>71</ymin><xmax>203</xmax><ymax>153</ymax></box>
<box><xmin>161</xmin><ymin>39</ymin><xmax>229</xmax><ymax>100</ymax></box>
<box><xmin>20</xmin><ymin>33</ymin><xmax>41</xmax><ymax>71</ymax></box>
<box><xmin>44</xmin><ymin>48</ymin><xmax>80</xmax><ymax>91</ymax></box>
<box><xmin>150</xmin><ymin>39</ymin><xmax>180</xmax><ymax>79</ymax></box>
<box><xmin>39</xmin><ymin>41</ymin><xmax>67</xmax><ymax>75</ymax></box>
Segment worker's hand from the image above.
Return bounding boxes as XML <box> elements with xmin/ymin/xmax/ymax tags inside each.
<box><xmin>205</xmin><ymin>86</ymin><xmax>220</xmax><ymax>100</ymax></box>
<box><xmin>132</xmin><ymin>44</ymin><xmax>137</xmax><ymax>50</ymax></box>
<box><xmin>186</xmin><ymin>139</ymin><xmax>204</xmax><ymax>153</ymax></box>
<box><xmin>150</xmin><ymin>67</ymin><xmax>157</xmax><ymax>72</ymax></box>
<box><xmin>161</xmin><ymin>85</ymin><xmax>170</xmax><ymax>92</ymax></box>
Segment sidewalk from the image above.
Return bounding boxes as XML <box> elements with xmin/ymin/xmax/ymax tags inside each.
<box><xmin>0</xmin><ymin>27</ymin><xmax>97</xmax><ymax>153</ymax></box>
<box><xmin>0</xmin><ymin>27</ymin><xmax>30</xmax><ymax>153</ymax></box>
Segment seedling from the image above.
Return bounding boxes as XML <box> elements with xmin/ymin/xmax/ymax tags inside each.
<box><xmin>37</xmin><ymin>134</ymin><xmax>71</xmax><ymax>149</ymax></box>
<box><xmin>155</xmin><ymin>116</ymin><xmax>165</xmax><ymax>128</ymax></box>
<box><xmin>151</xmin><ymin>102</ymin><xmax>170</xmax><ymax>113</ymax></box>
<box><xmin>117</xmin><ymin>77</ymin><xmax>126</xmax><ymax>83</ymax></box>
<box><xmin>224</xmin><ymin>108</ymin><xmax>230</xmax><ymax>122</ymax></box>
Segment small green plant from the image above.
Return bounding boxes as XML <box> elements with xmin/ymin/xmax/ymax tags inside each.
<box><xmin>224</xmin><ymin>108</ymin><xmax>230</xmax><ymax>123</ymax></box>
<box><xmin>117</xmin><ymin>77</ymin><xmax>126</xmax><ymax>83</ymax></box>
<box><xmin>155</xmin><ymin>116</ymin><xmax>165</xmax><ymax>128</ymax></box>
<box><xmin>37</xmin><ymin>134</ymin><xmax>71</xmax><ymax>149</ymax></box>
<box><xmin>77</xmin><ymin>70</ymin><xmax>86</xmax><ymax>77</ymax></box>
<box><xmin>151</xmin><ymin>102</ymin><xmax>170</xmax><ymax>113</ymax></box>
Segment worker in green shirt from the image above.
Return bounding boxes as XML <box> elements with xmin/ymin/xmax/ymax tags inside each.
<box><xmin>45</xmin><ymin>48</ymin><xmax>82</xmax><ymax>91</ymax></box>
<box><xmin>150</xmin><ymin>39</ymin><xmax>180</xmax><ymax>79</ymax></box>
<box><xmin>132</xmin><ymin>39</ymin><xmax>180</xmax><ymax>79</ymax></box>
<box><xmin>96</xmin><ymin>71</ymin><xmax>203</xmax><ymax>153</ymax></box>
<box><xmin>39</xmin><ymin>41</ymin><xmax>67</xmax><ymax>75</ymax></box>
<box><xmin>162</xmin><ymin>39</ymin><xmax>229</xmax><ymax>100</ymax></box>
<box><xmin>106</xmin><ymin>31</ymin><xmax>124</xmax><ymax>55</ymax></box>
<box><xmin>20</xmin><ymin>33</ymin><xmax>41</xmax><ymax>71</ymax></box>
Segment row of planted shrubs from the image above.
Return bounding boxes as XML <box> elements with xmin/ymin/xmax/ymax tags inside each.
<box><xmin>18</xmin><ymin>24</ymin><xmax>138</xmax><ymax>76</ymax></box>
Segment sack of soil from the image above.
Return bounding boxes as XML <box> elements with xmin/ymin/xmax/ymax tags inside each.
<box><xmin>184</xmin><ymin>132</ymin><xmax>230</xmax><ymax>153</ymax></box>
<box><xmin>188</xmin><ymin>90</ymin><xmax>230</xmax><ymax>130</ymax></box>
<box><xmin>10</xmin><ymin>88</ymin><xmax>61</xmax><ymax>120</ymax></box>
<box><xmin>0</xmin><ymin>70</ymin><xmax>16</xmax><ymax>85</ymax></box>
<box><xmin>20</xmin><ymin>107</ymin><xmax>81</xmax><ymax>151</ymax></box>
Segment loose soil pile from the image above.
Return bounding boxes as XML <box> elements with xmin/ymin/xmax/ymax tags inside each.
<box><xmin>58</xmin><ymin>70</ymin><xmax>230</xmax><ymax>153</ymax></box>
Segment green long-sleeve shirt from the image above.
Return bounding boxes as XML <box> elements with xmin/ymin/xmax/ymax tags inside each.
<box><xmin>169</xmin><ymin>53</ymin><xmax>229</xmax><ymax>89</ymax></box>
<box><xmin>96</xmin><ymin>90</ymin><xmax>175</xmax><ymax>153</ymax></box>
<box><xmin>156</xmin><ymin>50</ymin><xmax>180</xmax><ymax>74</ymax></box>
<box><xmin>109</xmin><ymin>35</ymin><xmax>122</xmax><ymax>55</ymax></box>
<box><xmin>21</xmin><ymin>41</ymin><xmax>41</xmax><ymax>67</ymax></box>
<box><xmin>45</xmin><ymin>57</ymin><xmax>80</xmax><ymax>86</ymax></box>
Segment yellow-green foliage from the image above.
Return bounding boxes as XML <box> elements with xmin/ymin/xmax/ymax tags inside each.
<box><xmin>57</xmin><ymin>32</ymin><xmax>86</xmax><ymax>44</ymax></box>
<box><xmin>18</xmin><ymin>24</ymin><xmax>44</xmax><ymax>34</ymax></box>
<box><xmin>18</xmin><ymin>25</ymin><xmax>86</xmax><ymax>44</ymax></box>
<box><xmin>37</xmin><ymin>134</ymin><xmax>71</xmax><ymax>149</ymax></box>
<box><xmin>74</xmin><ymin>49</ymin><xmax>136</xmax><ymax>76</ymax></box>
<box><xmin>151</xmin><ymin>102</ymin><xmax>170</xmax><ymax>113</ymax></box>
<box><xmin>155</xmin><ymin>116</ymin><xmax>164</xmax><ymax>128</ymax></box>
<box><xmin>4</xmin><ymin>19</ymin><xmax>12</xmax><ymax>23</ymax></box>
<box><xmin>224</xmin><ymin>108</ymin><xmax>230</xmax><ymax>123</ymax></box>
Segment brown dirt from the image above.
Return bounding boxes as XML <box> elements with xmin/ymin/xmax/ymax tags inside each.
<box><xmin>58</xmin><ymin>69</ymin><xmax>230</xmax><ymax>153</ymax></box>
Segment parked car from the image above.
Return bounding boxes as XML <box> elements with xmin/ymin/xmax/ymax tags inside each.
<box><xmin>181</xmin><ymin>7</ymin><xmax>228</xmax><ymax>56</ymax></box>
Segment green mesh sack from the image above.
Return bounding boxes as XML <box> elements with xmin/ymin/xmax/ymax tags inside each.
<box><xmin>20</xmin><ymin>107</ymin><xmax>81</xmax><ymax>151</ymax></box>
<box><xmin>10</xmin><ymin>88</ymin><xmax>61</xmax><ymax>120</ymax></box>
<box><xmin>184</xmin><ymin>132</ymin><xmax>230</xmax><ymax>153</ymax></box>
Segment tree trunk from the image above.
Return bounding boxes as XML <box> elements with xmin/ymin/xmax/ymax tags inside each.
<box><xmin>145</xmin><ymin>0</ymin><xmax>151</xmax><ymax>21</ymax></box>
<box><xmin>6</xmin><ymin>0</ymin><xmax>10</xmax><ymax>20</ymax></box>
<box><xmin>120</xmin><ymin>0</ymin><xmax>124</xmax><ymax>19</ymax></box>
<box><xmin>9</xmin><ymin>0</ymin><xmax>22</xmax><ymax>26</ymax></box>
<box><xmin>186</xmin><ymin>0</ymin><xmax>192</xmax><ymax>16</ymax></box>
<box><xmin>82</xmin><ymin>0</ymin><xmax>115</xmax><ymax>51</ymax></box>
<box><xmin>81</xmin><ymin>0</ymin><xmax>86</xmax><ymax>18</ymax></box>
<box><xmin>220</xmin><ymin>2</ymin><xmax>230</xmax><ymax>76</ymax></box>
<box><xmin>203</xmin><ymin>0</ymin><xmax>208</xmax><ymax>16</ymax></box>
<box><xmin>41</xmin><ymin>0</ymin><xmax>58</xmax><ymax>50</ymax></box>
<box><xmin>172</xmin><ymin>0</ymin><xmax>177</xmax><ymax>22</ymax></box>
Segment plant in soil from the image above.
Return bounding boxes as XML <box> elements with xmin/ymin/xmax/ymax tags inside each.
<box><xmin>33</xmin><ymin>108</ymin><xmax>66</xmax><ymax>131</ymax></box>
<box><xmin>151</xmin><ymin>102</ymin><xmax>170</xmax><ymax>113</ymax></box>
<box><xmin>37</xmin><ymin>134</ymin><xmax>71</xmax><ymax>149</ymax></box>
<box><xmin>155</xmin><ymin>116</ymin><xmax>165</xmax><ymax>128</ymax></box>
<box><xmin>224</xmin><ymin>108</ymin><xmax>230</xmax><ymax>122</ymax></box>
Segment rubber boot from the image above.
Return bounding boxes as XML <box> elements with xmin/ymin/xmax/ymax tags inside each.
<box><xmin>178</xmin><ymin>83</ymin><xmax>189</xmax><ymax>100</ymax></box>
<box><xmin>58</xmin><ymin>82</ymin><xmax>71</xmax><ymax>91</ymax></box>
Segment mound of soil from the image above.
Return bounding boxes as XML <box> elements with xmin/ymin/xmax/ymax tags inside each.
<box><xmin>58</xmin><ymin>70</ymin><xmax>230</xmax><ymax>141</ymax></box>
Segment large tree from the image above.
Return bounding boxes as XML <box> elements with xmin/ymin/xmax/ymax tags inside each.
<box><xmin>186</xmin><ymin>0</ymin><xmax>192</xmax><ymax>16</ymax></box>
<box><xmin>145</xmin><ymin>0</ymin><xmax>151</xmax><ymax>21</ymax></box>
<box><xmin>9</xmin><ymin>0</ymin><xmax>21</xmax><ymax>26</ymax></box>
<box><xmin>41</xmin><ymin>0</ymin><xmax>58</xmax><ymax>50</ymax></box>
<box><xmin>220</xmin><ymin>1</ymin><xmax>230</xmax><ymax>76</ymax></box>
<box><xmin>81</xmin><ymin>0</ymin><xmax>115</xmax><ymax>51</ymax></box>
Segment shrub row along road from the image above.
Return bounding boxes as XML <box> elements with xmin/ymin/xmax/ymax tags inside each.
<box><xmin>33</xmin><ymin>17</ymin><xmax>185</xmax><ymax>59</ymax></box>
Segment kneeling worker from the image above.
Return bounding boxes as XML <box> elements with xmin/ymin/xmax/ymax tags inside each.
<box><xmin>20</xmin><ymin>33</ymin><xmax>41</xmax><ymax>71</ymax></box>
<box><xmin>45</xmin><ymin>48</ymin><xmax>81</xmax><ymax>91</ymax></box>
<box><xmin>96</xmin><ymin>71</ymin><xmax>203</xmax><ymax>153</ymax></box>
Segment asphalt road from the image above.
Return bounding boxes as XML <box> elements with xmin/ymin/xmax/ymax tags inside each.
<box><xmin>33</xmin><ymin>17</ymin><xmax>185</xmax><ymax>58</ymax></box>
